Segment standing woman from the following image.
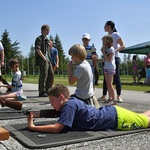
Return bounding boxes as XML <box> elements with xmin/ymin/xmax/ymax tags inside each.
<box><xmin>132</xmin><ymin>55</ymin><xmax>138</xmax><ymax>84</ymax></box>
<box><xmin>99</xmin><ymin>21</ymin><xmax>125</xmax><ymax>103</ymax></box>
<box><xmin>144</xmin><ymin>53</ymin><xmax>150</xmax><ymax>85</ymax></box>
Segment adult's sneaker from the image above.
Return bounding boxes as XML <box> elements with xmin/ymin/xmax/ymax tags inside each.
<box><xmin>117</xmin><ymin>97</ymin><xmax>123</xmax><ymax>103</ymax></box>
<box><xmin>98</xmin><ymin>96</ymin><xmax>106</xmax><ymax>101</ymax></box>
<box><xmin>107</xmin><ymin>100</ymin><xmax>116</xmax><ymax>105</ymax></box>
<box><xmin>39</xmin><ymin>93</ymin><xmax>47</xmax><ymax>97</ymax></box>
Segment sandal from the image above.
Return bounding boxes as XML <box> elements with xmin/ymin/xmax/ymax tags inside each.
<box><xmin>107</xmin><ymin>100</ymin><xmax>116</xmax><ymax>105</ymax></box>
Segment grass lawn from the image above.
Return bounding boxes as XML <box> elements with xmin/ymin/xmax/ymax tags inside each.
<box><xmin>4</xmin><ymin>74</ymin><xmax>150</xmax><ymax>92</ymax></box>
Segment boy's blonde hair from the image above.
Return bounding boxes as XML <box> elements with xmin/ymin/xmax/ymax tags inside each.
<box><xmin>102</xmin><ymin>35</ymin><xmax>113</xmax><ymax>48</ymax></box>
<box><xmin>47</xmin><ymin>84</ymin><xmax>70</xmax><ymax>99</ymax></box>
<box><xmin>68</xmin><ymin>44</ymin><xmax>87</xmax><ymax>61</ymax></box>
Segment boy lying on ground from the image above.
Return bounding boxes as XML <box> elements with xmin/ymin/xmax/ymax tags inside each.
<box><xmin>27</xmin><ymin>84</ymin><xmax>150</xmax><ymax>133</ymax></box>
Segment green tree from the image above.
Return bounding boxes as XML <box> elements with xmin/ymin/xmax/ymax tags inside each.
<box><xmin>1</xmin><ymin>30</ymin><xmax>11</xmax><ymax>60</ymax></box>
<box><xmin>54</xmin><ymin>34</ymin><xmax>67</xmax><ymax>74</ymax></box>
<box><xmin>28</xmin><ymin>45</ymin><xmax>35</xmax><ymax>74</ymax></box>
<box><xmin>1</xmin><ymin>30</ymin><xmax>20</xmax><ymax>74</ymax></box>
<box><xmin>120</xmin><ymin>54</ymin><xmax>145</xmax><ymax>75</ymax></box>
<box><xmin>11</xmin><ymin>40</ymin><xmax>21</xmax><ymax>57</ymax></box>
<box><xmin>135</xmin><ymin>55</ymin><xmax>144</xmax><ymax>70</ymax></box>
<box><xmin>49</xmin><ymin>35</ymin><xmax>54</xmax><ymax>42</ymax></box>
<box><xmin>17</xmin><ymin>54</ymin><xmax>26</xmax><ymax>76</ymax></box>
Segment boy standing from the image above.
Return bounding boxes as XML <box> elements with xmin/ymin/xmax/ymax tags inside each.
<box><xmin>82</xmin><ymin>33</ymin><xmax>99</xmax><ymax>86</ymax></box>
<box><xmin>35</xmin><ymin>25</ymin><xmax>54</xmax><ymax>97</ymax></box>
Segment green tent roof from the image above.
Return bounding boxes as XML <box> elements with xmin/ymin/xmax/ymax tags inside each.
<box><xmin>120</xmin><ymin>41</ymin><xmax>150</xmax><ymax>55</ymax></box>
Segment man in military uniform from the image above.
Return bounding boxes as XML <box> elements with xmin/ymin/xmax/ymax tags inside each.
<box><xmin>35</xmin><ymin>25</ymin><xmax>54</xmax><ymax>97</ymax></box>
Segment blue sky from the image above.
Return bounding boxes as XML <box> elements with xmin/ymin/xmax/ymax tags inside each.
<box><xmin>1</xmin><ymin>0</ymin><xmax>150</xmax><ymax>60</ymax></box>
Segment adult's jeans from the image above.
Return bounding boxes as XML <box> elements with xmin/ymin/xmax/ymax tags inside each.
<box><xmin>103</xmin><ymin>57</ymin><xmax>122</xmax><ymax>96</ymax></box>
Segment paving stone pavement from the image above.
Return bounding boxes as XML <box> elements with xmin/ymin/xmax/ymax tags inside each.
<box><xmin>0</xmin><ymin>83</ymin><xmax>150</xmax><ymax>150</ymax></box>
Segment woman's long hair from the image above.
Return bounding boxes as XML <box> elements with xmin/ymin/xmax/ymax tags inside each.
<box><xmin>105</xmin><ymin>21</ymin><xmax>117</xmax><ymax>32</ymax></box>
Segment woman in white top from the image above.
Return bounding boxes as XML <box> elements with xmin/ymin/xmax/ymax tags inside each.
<box><xmin>99</xmin><ymin>21</ymin><xmax>125</xmax><ymax>103</ymax></box>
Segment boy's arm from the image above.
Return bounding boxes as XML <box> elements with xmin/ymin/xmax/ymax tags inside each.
<box><xmin>36</xmin><ymin>48</ymin><xmax>47</xmax><ymax>61</ymax></box>
<box><xmin>92</xmin><ymin>54</ymin><xmax>99</xmax><ymax>66</ymax></box>
<box><xmin>67</xmin><ymin>61</ymin><xmax>78</xmax><ymax>85</ymax></box>
<box><xmin>35</xmin><ymin>37</ymin><xmax>47</xmax><ymax>61</ymax></box>
<box><xmin>27</xmin><ymin>113</ymin><xmax>65</xmax><ymax>133</ymax></box>
<box><xmin>0</xmin><ymin>66</ymin><xmax>12</xmax><ymax>91</ymax></box>
<box><xmin>0</xmin><ymin>83</ymin><xmax>13</xmax><ymax>89</ymax></box>
<box><xmin>55</xmin><ymin>49</ymin><xmax>59</xmax><ymax>68</ymax></box>
<box><xmin>98</xmin><ymin>59</ymin><xmax>103</xmax><ymax>62</ymax></box>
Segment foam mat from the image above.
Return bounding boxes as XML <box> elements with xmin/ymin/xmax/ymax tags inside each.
<box><xmin>22</xmin><ymin>96</ymin><xmax>49</xmax><ymax>103</ymax></box>
<box><xmin>3</xmin><ymin>120</ymin><xmax>150</xmax><ymax>149</ymax></box>
<box><xmin>0</xmin><ymin>108</ymin><xmax>26</xmax><ymax>120</ymax></box>
<box><xmin>0</xmin><ymin>106</ymin><xmax>54</xmax><ymax>120</ymax></box>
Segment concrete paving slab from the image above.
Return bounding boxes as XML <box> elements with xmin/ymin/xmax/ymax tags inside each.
<box><xmin>0</xmin><ymin>83</ymin><xmax>150</xmax><ymax>149</ymax></box>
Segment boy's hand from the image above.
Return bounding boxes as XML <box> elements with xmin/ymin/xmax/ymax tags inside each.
<box><xmin>0</xmin><ymin>84</ymin><xmax>4</xmax><ymax>87</ymax></box>
<box><xmin>92</xmin><ymin>55</ymin><xmax>99</xmax><ymax>60</ymax></box>
<box><xmin>101</xmin><ymin>46</ymin><xmax>105</xmax><ymax>53</ymax></box>
<box><xmin>27</xmin><ymin>113</ymin><xmax>35</xmax><ymax>129</ymax></box>
<box><xmin>67</xmin><ymin>61</ymin><xmax>73</xmax><ymax>70</ymax></box>
<box><xmin>67</xmin><ymin>61</ymin><xmax>73</xmax><ymax>66</ymax></box>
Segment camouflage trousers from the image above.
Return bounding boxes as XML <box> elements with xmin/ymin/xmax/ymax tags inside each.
<box><xmin>39</xmin><ymin>61</ymin><xmax>54</xmax><ymax>95</ymax></box>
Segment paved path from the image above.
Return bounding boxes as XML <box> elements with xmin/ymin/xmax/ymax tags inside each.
<box><xmin>22</xmin><ymin>83</ymin><xmax>150</xmax><ymax>105</ymax></box>
<box><xmin>0</xmin><ymin>83</ymin><xmax>150</xmax><ymax>150</ymax></box>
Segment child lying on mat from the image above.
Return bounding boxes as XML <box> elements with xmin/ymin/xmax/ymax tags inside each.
<box><xmin>0</xmin><ymin>58</ymin><xmax>27</xmax><ymax>106</ymax></box>
<box><xmin>27</xmin><ymin>84</ymin><xmax>150</xmax><ymax>133</ymax></box>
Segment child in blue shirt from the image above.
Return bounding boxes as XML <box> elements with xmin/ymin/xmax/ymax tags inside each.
<box><xmin>28</xmin><ymin>84</ymin><xmax>150</xmax><ymax>133</ymax></box>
